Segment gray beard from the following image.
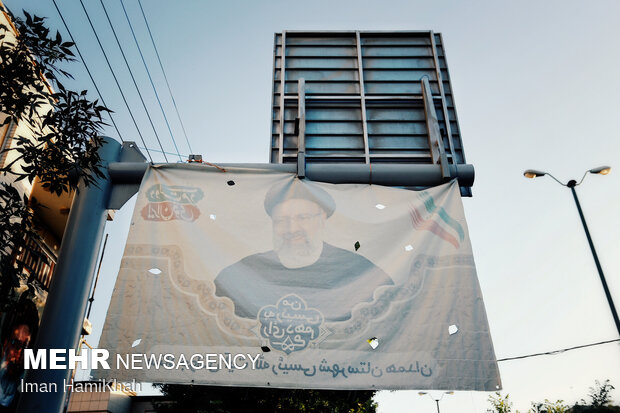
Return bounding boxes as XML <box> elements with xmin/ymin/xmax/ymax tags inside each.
<box><xmin>274</xmin><ymin>238</ymin><xmax>323</xmax><ymax>269</ymax></box>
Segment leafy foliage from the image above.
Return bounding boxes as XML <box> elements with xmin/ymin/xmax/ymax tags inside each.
<box><xmin>0</xmin><ymin>9</ymin><xmax>108</xmax><ymax>194</ymax></box>
<box><xmin>1</xmin><ymin>12</ymin><xmax>67</xmax><ymax>129</ymax></box>
<box><xmin>489</xmin><ymin>392</ymin><xmax>515</xmax><ymax>413</ymax></box>
<box><xmin>530</xmin><ymin>399</ymin><xmax>568</xmax><ymax>413</ymax></box>
<box><xmin>487</xmin><ymin>381</ymin><xmax>619</xmax><ymax>413</ymax></box>
<box><xmin>0</xmin><ymin>183</ymin><xmax>41</xmax><ymax>310</ymax></box>
<box><xmin>153</xmin><ymin>384</ymin><xmax>377</xmax><ymax>413</ymax></box>
<box><xmin>587</xmin><ymin>380</ymin><xmax>616</xmax><ymax>408</ymax></box>
<box><xmin>4</xmin><ymin>84</ymin><xmax>107</xmax><ymax>194</ymax></box>
<box><xmin>0</xmin><ymin>8</ymin><xmax>109</xmax><ymax>307</ymax></box>
<box><xmin>570</xmin><ymin>380</ymin><xmax>619</xmax><ymax>412</ymax></box>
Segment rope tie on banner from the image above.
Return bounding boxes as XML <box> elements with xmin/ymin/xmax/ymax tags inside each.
<box><xmin>204</xmin><ymin>161</ymin><xmax>227</xmax><ymax>173</ymax></box>
<box><xmin>187</xmin><ymin>155</ymin><xmax>227</xmax><ymax>172</ymax></box>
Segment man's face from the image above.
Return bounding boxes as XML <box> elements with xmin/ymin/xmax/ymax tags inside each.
<box><xmin>271</xmin><ymin>198</ymin><xmax>326</xmax><ymax>268</ymax></box>
<box><xmin>2</xmin><ymin>324</ymin><xmax>31</xmax><ymax>366</ymax></box>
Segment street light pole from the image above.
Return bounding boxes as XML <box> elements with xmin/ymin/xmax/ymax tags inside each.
<box><xmin>567</xmin><ymin>179</ymin><xmax>620</xmax><ymax>337</ymax></box>
<box><xmin>523</xmin><ymin>166</ymin><xmax>620</xmax><ymax>338</ymax></box>
<box><xmin>418</xmin><ymin>391</ymin><xmax>453</xmax><ymax>412</ymax></box>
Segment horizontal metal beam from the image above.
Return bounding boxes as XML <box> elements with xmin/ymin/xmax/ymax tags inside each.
<box><xmin>108</xmin><ymin>162</ymin><xmax>474</xmax><ymax>188</ymax></box>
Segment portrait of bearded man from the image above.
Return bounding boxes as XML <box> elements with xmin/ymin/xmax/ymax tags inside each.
<box><xmin>214</xmin><ymin>179</ymin><xmax>393</xmax><ymax>322</ymax></box>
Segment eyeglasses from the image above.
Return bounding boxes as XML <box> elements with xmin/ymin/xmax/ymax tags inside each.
<box><xmin>273</xmin><ymin>213</ymin><xmax>322</xmax><ymax>228</ymax></box>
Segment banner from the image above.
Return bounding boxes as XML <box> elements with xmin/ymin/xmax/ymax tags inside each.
<box><xmin>98</xmin><ymin>165</ymin><xmax>501</xmax><ymax>390</ymax></box>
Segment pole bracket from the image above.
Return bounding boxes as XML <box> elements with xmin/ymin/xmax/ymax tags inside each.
<box><xmin>108</xmin><ymin>141</ymin><xmax>147</xmax><ymax>209</ymax></box>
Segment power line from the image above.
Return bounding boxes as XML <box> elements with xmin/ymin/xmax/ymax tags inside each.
<box><xmin>137</xmin><ymin>146</ymin><xmax>188</xmax><ymax>160</ymax></box>
<box><xmin>76</xmin><ymin>0</ymin><xmax>154</xmax><ymax>163</ymax></box>
<box><xmin>497</xmin><ymin>338</ymin><xmax>620</xmax><ymax>362</ymax></box>
<box><xmin>118</xmin><ymin>0</ymin><xmax>182</xmax><ymax>162</ymax></box>
<box><xmin>96</xmin><ymin>0</ymin><xmax>169</xmax><ymax>162</ymax></box>
<box><xmin>51</xmin><ymin>0</ymin><xmax>124</xmax><ymax>144</ymax></box>
<box><xmin>137</xmin><ymin>0</ymin><xmax>194</xmax><ymax>154</ymax></box>
<box><xmin>86</xmin><ymin>233</ymin><xmax>108</xmax><ymax>319</ymax></box>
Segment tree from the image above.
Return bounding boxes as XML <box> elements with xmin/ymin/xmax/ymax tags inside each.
<box><xmin>488</xmin><ymin>392</ymin><xmax>516</xmax><ymax>413</ymax></box>
<box><xmin>0</xmin><ymin>8</ymin><xmax>108</xmax><ymax>310</ymax></box>
<box><xmin>530</xmin><ymin>399</ymin><xmax>568</xmax><ymax>413</ymax></box>
<box><xmin>486</xmin><ymin>381</ymin><xmax>619</xmax><ymax>413</ymax></box>
<box><xmin>570</xmin><ymin>380</ymin><xmax>620</xmax><ymax>413</ymax></box>
<box><xmin>586</xmin><ymin>380</ymin><xmax>616</xmax><ymax>408</ymax></box>
<box><xmin>153</xmin><ymin>384</ymin><xmax>377</xmax><ymax>413</ymax></box>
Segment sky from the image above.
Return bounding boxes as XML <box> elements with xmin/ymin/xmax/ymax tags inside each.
<box><xmin>4</xmin><ymin>0</ymin><xmax>620</xmax><ymax>411</ymax></box>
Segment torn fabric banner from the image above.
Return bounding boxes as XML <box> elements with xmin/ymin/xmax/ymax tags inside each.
<box><xmin>97</xmin><ymin>164</ymin><xmax>501</xmax><ymax>390</ymax></box>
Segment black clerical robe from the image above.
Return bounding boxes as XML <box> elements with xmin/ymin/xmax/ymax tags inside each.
<box><xmin>214</xmin><ymin>243</ymin><xmax>393</xmax><ymax>322</ymax></box>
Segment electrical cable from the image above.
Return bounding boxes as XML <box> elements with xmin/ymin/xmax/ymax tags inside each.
<box><xmin>86</xmin><ymin>233</ymin><xmax>108</xmax><ymax>319</ymax></box>
<box><xmin>118</xmin><ymin>0</ymin><xmax>182</xmax><ymax>162</ymax></box>
<box><xmin>51</xmin><ymin>0</ymin><xmax>124</xmax><ymax>144</ymax></box>
<box><xmin>137</xmin><ymin>0</ymin><xmax>194</xmax><ymax>154</ymax></box>
<box><xmin>96</xmin><ymin>0</ymin><xmax>169</xmax><ymax>162</ymax></box>
<box><xmin>137</xmin><ymin>146</ymin><xmax>187</xmax><ymax>160</ymax></box>
<box><xmin>77</xmin><ymin>0</ymin><xmax>154</xmax><ymax>164</ymax></box>
<box><xmin>497</xmin><ymin>338</ymin><xmax>620</xmax><ymax>362</ymax></box>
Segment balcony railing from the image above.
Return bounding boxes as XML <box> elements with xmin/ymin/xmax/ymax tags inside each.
<box><xmin>13</xmin><ymin>235</ymin><xmax>57</xmax><ymax>290</ymax></box>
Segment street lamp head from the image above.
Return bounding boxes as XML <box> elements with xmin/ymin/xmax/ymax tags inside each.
<box><xmin>523</xmin><ymin>169</ymin><xmax>546</xmax><ymax>179</ymax></box>
<box><xmin>589</xmin><ymin>165</ymin><xmax>611</xmax><ymax>175</ymax></box>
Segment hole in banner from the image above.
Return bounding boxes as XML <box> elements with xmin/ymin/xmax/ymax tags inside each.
<box><xmin>405</xmin><ymin>244</ymin><xmax>413</xmax><ymax>252</ymax></box>
<box><xmin>131</xmin><ymin>339</ymin><xmax>141</xmax><ymax>348</ymax></box>
<box><xmin>261</xmin><ymin>346</ymin><xmax>271</xmax><ymax>352</ymax></box>
<box><xmin>448</xmin><ymin>325</ymin><xmax>458</xmax><ymax>335</ymax></box>
<box><xmin>148</xmin><ymin>268</ymin><xmax>162</xmax><ymax>275</ymax></box>
<box><xmin>227</xmin><ymin>180</ymin><xmax>235</xmax><ymax>186</ymax></box>
<box><xmin>367</xmin><ymin>337</ymin><xmax>379</xmax><ymax>349</ymax></box>
<box><xmin>209</xmin><ymin>214</ymin><xmax>216</xmax><ymax>220</ymax></box>
<box><xmin>354</xmin><ymin>241</ymin><xmax>361</xmax><ymax>251</ymax></box>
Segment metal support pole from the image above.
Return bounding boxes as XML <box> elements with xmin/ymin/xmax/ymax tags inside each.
<box><xmin>421</xmin><ymin>77</ymin><xmax>450</xmax><ymax>179</ymax></box>
<box><xmin>568</xmin><ymin>180</ymin><xmax>620</xmax><ymax>337</ymax></box>
<box><xmin>297</xmin><ymin>78</ymin><xmax>306</xmax><ymax>179</ymax></box>
<box><xmin>108</xmin><ymin>162</ymin><xmax>475</xmax><ymax>189</ymax></box>
<box><xmin>17</xmin><ymin>137</ymin><xmax>121</xmax><ymax>413</ymax></box>
<box><xmin>435</xmin><ymin>399</ymin><xmax>441</xmax><ymax>413</ymax></box>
